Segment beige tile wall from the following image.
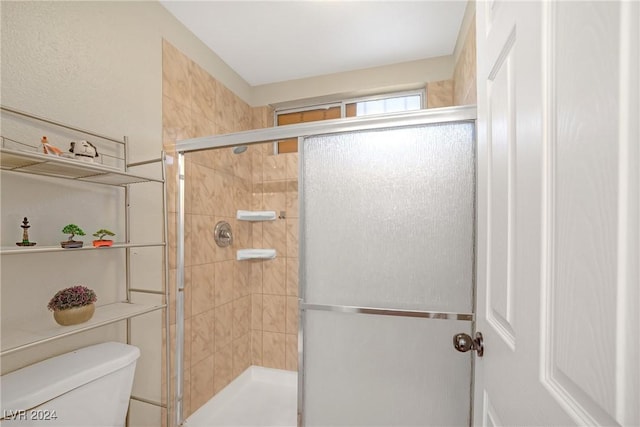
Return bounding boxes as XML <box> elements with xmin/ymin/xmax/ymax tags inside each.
<box><xmin>162</xmin><ymin>40</ymin><xmax>277</xmax><ymax>420</ymax></box>
<box><xmin>426</xmin><ymin>79</ymin><xmax>454</xmax><ymax>108</ymax></box>
<box><xmin>453</xmin><ymin>18</ymin><xmax>477</xmax><ymax>106</ymax></box>
<box><xmin>249</xmin><ymin>140</ymin><xmax>299</xmax><ymax>372</ymax></box>
<box><xmin>426</xmin><ymin>16</ymin><xmax>477</xmax><ymax>109</ymax></box>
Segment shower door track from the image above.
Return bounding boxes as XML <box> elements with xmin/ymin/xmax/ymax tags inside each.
<box><xmin>176</xmin><ymin>106</ymin><xmax>476</xmax><ymax>152</ymax></box>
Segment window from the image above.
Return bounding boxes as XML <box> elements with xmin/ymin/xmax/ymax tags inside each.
<box><xmin>275</xmin><ymin>91</ymin><xmax>424</xmax><ymax>153</ymax></box>
<box><xmin>276</xmin><ymin>105</ymin><xmax>341</xmax><ymax>154</ymax></box>
<box><xmin>347</xmin><ymin>94</ymin><xmax>422</xmax><ymax>117</ymax></box>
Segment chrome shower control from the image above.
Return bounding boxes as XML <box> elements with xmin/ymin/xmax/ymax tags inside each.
<box><xmin>453</xmin><ymin>332</ymin><xmax>484</xmax><ymax>357</ymax></box>
<box><xmin>214</xmin><ymin>221</ymin><xmax>233</xmax><ymax>247</ymax></box>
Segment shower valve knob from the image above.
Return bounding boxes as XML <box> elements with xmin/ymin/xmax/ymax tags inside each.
<box><xmin>453</xmin><ymin>332</ymin><xmax>484</xmax><ymax>357</ymax></box>
<box><xmin>214</xmin><ymin>221</ymin><xmax>233</xmax><ymax>247</ymax></box>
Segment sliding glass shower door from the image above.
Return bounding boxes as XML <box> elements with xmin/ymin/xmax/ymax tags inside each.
<box><xmin>300</xmin><ymin>122</ymin><xmax>476</xmax><ymax>426</ymax></box>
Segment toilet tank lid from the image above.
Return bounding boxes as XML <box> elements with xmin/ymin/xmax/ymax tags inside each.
<box><xmin>1</xmin><ymin>342</ymin><xmax>140</xmax><ymax>412</ymax></box>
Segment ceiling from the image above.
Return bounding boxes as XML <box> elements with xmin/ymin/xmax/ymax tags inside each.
<box><xmin>160</xmin><ymin>1</ymin><xmax>468</xmax><ymax>86</ymax></box>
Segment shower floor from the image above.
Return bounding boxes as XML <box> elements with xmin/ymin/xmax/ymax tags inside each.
<box><xmin>184</xmin><ymin>366</ymin><xmax>297</xmax><ymax>427</ymax></box>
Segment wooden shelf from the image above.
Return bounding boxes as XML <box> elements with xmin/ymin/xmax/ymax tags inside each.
<box><xmin>0</xmin><ymin>302</ymin><xmax>166</xmax><ymax>356</ymax></box>
<box><xmin>1</xmin><ymin>242</ymin><xmax>165</xmax><ymax>255</ymax></box>
<box><xmin>0</xmin><ymin>147</ymin><xmax>163</xmax><ymax>186</ymax></box>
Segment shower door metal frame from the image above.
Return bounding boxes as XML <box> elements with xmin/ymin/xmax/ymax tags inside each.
<box><xmin>173</xmin><ymin>105</ymin><xmax>477</xmax><ymax>427</ymax></box>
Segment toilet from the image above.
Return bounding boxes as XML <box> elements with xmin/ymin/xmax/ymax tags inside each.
<box><xmin>1</xmin><ymin>342</ymin><xmax>140</xmax><ymax>426</ymax></box>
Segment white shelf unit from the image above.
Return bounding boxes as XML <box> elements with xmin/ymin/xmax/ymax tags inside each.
<box><xmin>0</xmin><ymin>106</ymin><xmax>170</xmax><ymax>424</ymax></box>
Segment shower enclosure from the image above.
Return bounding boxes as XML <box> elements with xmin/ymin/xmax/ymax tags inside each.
<box><xmin>172</xmin><ymin>106</ymin><xmax>477</xmax><ymax>426</ymax></box>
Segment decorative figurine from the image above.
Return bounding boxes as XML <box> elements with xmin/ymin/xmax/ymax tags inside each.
<box><xmin>16</xmin><ymin>217</ymin><xmax>37</xmax><ymax>246</ymax></box>
<box><xmin>92</xmin><ymin>228</ymin><xmax>115</xmax><ymax>247</ymax></box>
<box><xmin>42</xmin><ymin>136</ymin><xmax>99</xmax><ymax>162</ymax></box>
<box><xmin>41</xmin><ymin>136</ymin><xmax>64</xmax><ymax>156</ymax></box>
<box><xmin>60</xmin><ymin>224</ymin><xmax>86</xmax><ymax>248</ymax></box>
<box><xmin>69</xmin><ymin>140</ymin><xmax>99</xmax><ymax>163</ymax></box>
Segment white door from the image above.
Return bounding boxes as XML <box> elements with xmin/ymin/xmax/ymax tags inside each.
<box><xmin>475</xmin><ymin>1</ymin><xmax>639</xmax><ymax>425</ymax></box>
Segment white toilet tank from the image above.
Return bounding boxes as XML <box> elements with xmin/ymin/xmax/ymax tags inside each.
<box><xmin>1</xmin><ymin>342</ymin><xmax>140</xmax><ymax>426</ymax></box>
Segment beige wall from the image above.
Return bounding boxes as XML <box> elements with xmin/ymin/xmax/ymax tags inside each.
<box><xmin>249</xmin><ymin>144</ymin><xmax>300</xmax><ymax>372</ymax></box>
<box><xmin>163</xmin><ymin>40</ymin><xmax>301</xmax><ymax>418</ymax></box>
<box><xmin>162</xmin><ymin>41</ymin><xmax>292</xmax><ymax>418</ymax></box>
<box><xmin>427</xmin><ymin>79</ymin><xmax>455</xmax><ymax>108</ymax></box>
<box><xmin>0</xmin><ymin>1</ymin><xmax>251</xmax><ymax>160</ymax></box>
<box><xmin>256</xmin><ymin>55</ymin><xmax>455</xmax><ymax>109</ymax></box>
<box><xmin>426</xmin><ymin>4</ymin><xmax>477</xmax><ymax>109</ymax></box>
<box><xmin>453</xmin><ymin>18</ymin><xmax>477</xmax><ymax>106</ymax></box>
<box><xmin>0</xmin><ymin>2</ymin><xmax>253</xmax><ymax>425</ymax></box>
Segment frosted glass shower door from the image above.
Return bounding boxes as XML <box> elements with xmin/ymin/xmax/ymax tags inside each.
<box><xmin>300</xmin><ymin>122</ymin><xmax>475</xmax><ymax>426</ymax></box>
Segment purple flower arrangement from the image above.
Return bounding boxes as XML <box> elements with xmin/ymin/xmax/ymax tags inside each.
<box><xmin>47</xmin><ymin>285</ymin><xmax>97</xmax><ymax>311</ymax></box>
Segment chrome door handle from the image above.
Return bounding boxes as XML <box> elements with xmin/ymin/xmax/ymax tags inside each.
<box><xmin>453</xmin><ymin>332</ymin><xmax>484</xmax><ymax>357</ymax></box>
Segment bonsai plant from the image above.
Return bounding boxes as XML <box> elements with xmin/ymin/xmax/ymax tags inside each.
<box><xmin>92</xmin><ymin>228</ymin><xmax>115</xmax><ymax>247</ymax></box>
<box><xmin>47</xmin><ymin>285</ymin><xmax>97</xmax><ymax>326</ymax></box>
<box><xmin>60</xmin><ymin>224</ymin><xmax>85</xmax><ymax>248</ymax></box>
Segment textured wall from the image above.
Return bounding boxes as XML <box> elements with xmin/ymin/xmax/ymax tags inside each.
<box><xmin>427</xmin><ymin>79</ymin><xmax>455</xmax><ymax>108</ymax></box>
<box><xmin>453</xmin><ymin>18</ymin><xmax>477</xmax><ymax>106</ymax></box>
<box><xmin>0</xmin><ymin>3</ymin><xmax>242</xmax><ymax>425</ymax></box>
<box><xmin>426</xmin><ymin>11</ymin><xmax>477</xmax><ymax>110</ymax></box>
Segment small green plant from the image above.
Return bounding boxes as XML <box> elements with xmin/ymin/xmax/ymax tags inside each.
<box><xmin>47</xmin><ymin>285</ymin><xmax>97</xmax><ymax>311</ymax></box>
<box><xmin>62</xmin><ymin>224</ymin><xmax>85</xmax><ymax>242</ymax></box>
<box><xmin>93</xmin><ymin>229</ymin><xmax>115</xmax><ymax>241</ymax></box>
